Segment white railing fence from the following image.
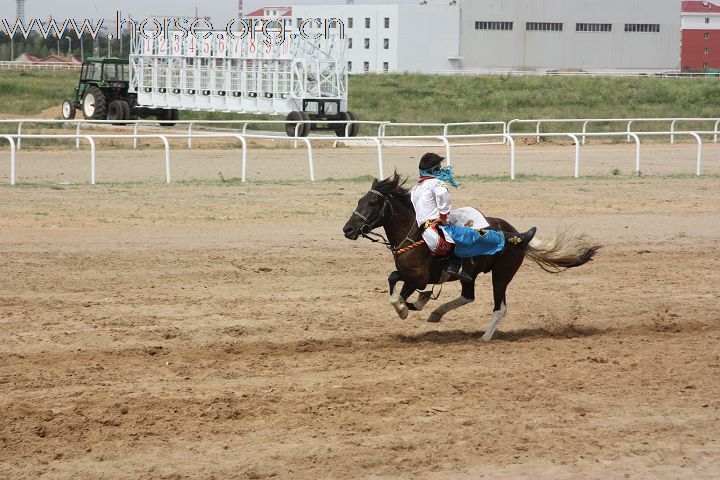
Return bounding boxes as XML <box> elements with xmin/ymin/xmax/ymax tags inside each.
<box><xmin>506</xmin><ymin>117</ymin><xmax>720</xmax><ymax>145</ymax></box>
<box><xmin>3</xmin><ymin>129</ymin><xmax>715</xmax><ymax>186</ymax></box>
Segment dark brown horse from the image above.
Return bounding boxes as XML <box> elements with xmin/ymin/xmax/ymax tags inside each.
<box><xmin>342</xmin><ymin>173</ymin><xmax>601</xmax><ymax>341</ymax></box>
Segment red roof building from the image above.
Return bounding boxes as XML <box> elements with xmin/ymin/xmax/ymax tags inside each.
<box><xmin>681</xmin><ymin>0</ymin><xmax>720</xmax><ymax>70</ymax></box>
<box><xmin>13</xmin><ymin>53</ymin><xmax>40</xmax><ymax>63</ymax></box>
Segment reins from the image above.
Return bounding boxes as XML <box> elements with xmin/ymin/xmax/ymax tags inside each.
<box><xmin>353</xmin><ymin>190</ymin><xmax>425</xmax><ymax>256</ymax></box>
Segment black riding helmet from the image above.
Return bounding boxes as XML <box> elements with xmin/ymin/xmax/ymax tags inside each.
<box><xmin>419</xmin><ymin>152</ymin><xmax>444</xmax><ymax>173</ymax></box>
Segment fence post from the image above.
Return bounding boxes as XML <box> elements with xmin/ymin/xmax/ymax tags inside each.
<box><xmin>302</xmin><ymin>138</ymin><xmax>314</xmax><ymax>182</ymax></box>
<box><xmin>507</xmin><ymin>119</ymin><xmax>519</xmax><ymax>137</ymax></box>
<box><xmin>159</xmin><ymin>135</ymin><xmax>171</xmax><ymax>183</ymax></box>
<box><xmin>84</xmin><ymin>135</ymin><xmax>97</xmax><ymax>185</ymax></box>
<box><xmin>535</xmin><ymin>121</ymin><xmax>541</xmax><ymax>143</ymax></box>
<box><xmin>670</xmin><ymin>119</ymin><xmax>677</xmax><ymax>144</ymax></box>
<box><xmin>294</xmin><ymin>122</ymin><xmax>301</xmax><ymax>149</ymax></box>
<box><xmin>714</xmin><ymin>119</ymin><xmax>720</xmax><ymax>143</ymax></box>
<box><xmin>3</xmin><ymin>136</ymin><xmax>16</xmax><ymax>185</ymax></box>
<box><xmin>506</xmin><ymin>134</ymin><xmax>516</xmax><ymax>180</ymax></box>
<box><xmin>689</xmin><ymin>132</ymin><xmax>703</xmax><ymax>176</ymax></box>
<box><xmin>234</xmin><ymin>135</ymin><xmax>248</xmax><ymax>183</ymax></box>
<box><xmin>567</xmin><ymin>134</ymin><xmax>580</xmax><ymax>178</ymax></box>
<box><xmin>628</xmin><ymin>133</ymin><xmax>641</xmax><ymax>176</ymax></box>
<box><xmin>76</xmin><ymin>122</ymin><xmax>83</xmax><ymax>149</ymax></box>
<box><xmin>17</xmin><ymin>122</ymin><xmax>23</xmax><ymax>150</ymax></box>
<box><xmin>372</xmin><ymin>137</ymin><xmax>384</xmax><ymax>179</ymax></box>
<box><xmin>581</xmin><ymin>120</ymin><xmax>589</xmax><ymax>145</ymax></box>
<box><xmin>187</xmin><ymin>123</ymin><xmax>193</xmax><ymax>150</ymax></box>
<box><xmin>624</xmin><ymin>120</ymin><xmax>633</xmax><ymax>143</ymax></box>
<box><xmin>131</xmin><ymin>122</ymin><xmax>139</xmax><ymax>149</ymax></box>
<box><xmin>438</xmin><ymin>136</ymin><xmax>452</xmax><ymax>165</ymax></box>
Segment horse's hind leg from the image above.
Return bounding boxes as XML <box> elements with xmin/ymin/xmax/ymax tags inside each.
<box><xmin>482</xmin><ymin>259</ymin><xmax>521</xmax><ymax>342</ymax></box>
<box><xmin>427</xmin><ymin>279</ymin><xmax>475</xmax><ymax>323</ymax></box>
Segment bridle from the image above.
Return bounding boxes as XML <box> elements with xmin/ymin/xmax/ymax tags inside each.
<box><xmin>352</xmin><ymin>190</ymin><xmax>395</xmax><ymax>244</ymax></box>
<box><xmin>352</xmin><ymin>189</ymin><xmax>424</xmax><ymax>255</ymax></box>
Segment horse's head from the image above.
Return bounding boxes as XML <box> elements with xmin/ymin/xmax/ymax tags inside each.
<box><xmin>343</xmin><ymin>178</ymin><xmax>395</xmax><ymax>240</ymax></box>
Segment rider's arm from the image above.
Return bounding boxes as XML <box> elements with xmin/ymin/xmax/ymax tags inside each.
<box><xmin>433</xmin><ymin>182</ymin><xmax>451</xmax><ymax>223</ymax></box>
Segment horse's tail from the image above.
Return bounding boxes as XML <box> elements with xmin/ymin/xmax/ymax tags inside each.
<box><xmin>525</xmin><ymin>228</ymin><xmax>601</xmax><ymax>273</ymax></box>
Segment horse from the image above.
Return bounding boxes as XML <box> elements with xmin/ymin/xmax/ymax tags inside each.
<box><xmin>342</xmin><ymin>172</ymin><xmax>601</xmax><ymax>342</ymax></box>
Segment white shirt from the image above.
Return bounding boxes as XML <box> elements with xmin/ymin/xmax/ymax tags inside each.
<box><xmin>410</xmin><ymin>178</ymin><xmax>452</xmax><ymax>226</ymax></box>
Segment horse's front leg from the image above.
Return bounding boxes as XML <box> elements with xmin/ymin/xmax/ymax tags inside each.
<box><xmin>388</xmin><ymin>271</ymin><xmax>410</xmax><ymax>319</ymax></box>
<box><xmin>427</xmin><ymin>277</ymin><xmax>475</xmax><ymax>323</ymax></box>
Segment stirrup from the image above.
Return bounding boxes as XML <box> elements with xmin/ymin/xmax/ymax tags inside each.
<box><xmin>445</xmin><ymin>257</ymin><xmax>472</xmax><ymax>282</ymax></box>
<box><xmin>504</xmin><ymin>227</ymin><xmax>537</xmax><ymax>247</ymax></box>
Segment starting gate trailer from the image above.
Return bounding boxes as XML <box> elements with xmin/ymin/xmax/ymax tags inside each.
<box><xmin>129</xmin><ymin>25</ymin><xmax>359</xmax><ymax>137</ymax></box>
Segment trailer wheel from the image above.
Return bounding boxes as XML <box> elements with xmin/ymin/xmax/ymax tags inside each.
<box><xmin>108</xmin><ymin>100</ymin><xmax>131</xmax><ymax>124</ymax></box>
<box><xmin>333</xmin><ymin>112</ymin><xmax>351</xmax><ymax>137</ymax></box>
<box><xmin>82</xmin><ymin>86</ymin><xmax>107</xmax><ymax>120</ymax></box>
<box><xmin>347</xmin><ymin>111</ymin><xmax>360</xmax><ymax>137</ymax></box>
<box><xmin>61</xmin><ymin>99</ymin><xmax>76</xmax><ymax>120</ymax></box>
<box><xmin>286</xmin><ymin>111</ymin><xmax>310</xmax><ymax>137</ymax></box>
<box><xmin>158</xmin><ymin>109</ymin><xmax>178</xmax><ymax>127</ymax></box>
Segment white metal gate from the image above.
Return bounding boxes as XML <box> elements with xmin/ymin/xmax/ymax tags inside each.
<box><xmin>129</xmin><ymin>29</ymin><xmax>348</xmax><ymax>115</ymax></box>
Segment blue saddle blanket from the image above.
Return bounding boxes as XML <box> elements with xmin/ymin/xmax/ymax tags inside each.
<box><xmin>443</xmin><ymin>225</ymin><xmax>505</xmax><ymax>258</ymax></box>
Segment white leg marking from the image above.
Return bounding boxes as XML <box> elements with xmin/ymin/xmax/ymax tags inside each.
<box><xmin>482</xmin><ymin>301</ymin><xmax>507</xmax><ymax>342</ymax></box>
<box><xmin>389</xmin><ymin>284</ymin><xmax>409</xmax><ymax>319</ymax></box>
<box><xmin>427</xmin><ymin>296</ymin><xmax>473</xmax><ymax>323</ymax></box>
<box><xmin>411</xmin><ymin>291</ymin><xmax>432</xmax><ymax>311</ymax></box>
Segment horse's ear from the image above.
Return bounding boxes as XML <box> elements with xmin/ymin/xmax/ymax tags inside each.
<box><xmin>371</xmin><ymin>178</ymin><xmax>379</xmax><ymax>188</ymax></box>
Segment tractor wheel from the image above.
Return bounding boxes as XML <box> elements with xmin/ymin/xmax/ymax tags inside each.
<box><xmin>299</xmin><ymin>111</ymin><xmax>312</xmax><ymax>137</ymax></box>
<box><xmin>158</xmin><ymin>109</ymin><xmax>178</xmax><ymax>127</ymax></box>
<box><xmin>347</xmin><ymin>111</ymin><xmax>360</xmax><ymax>137</ymax></box>
<box><xmin>108</xmin><ymin>100</ymin><xmax>130</xmax><ymax>124</ymax></box>
<box><xmin>334</xmin><ymin>111</ymin><xmax>352</xmax><ymax>137</ymax></box>
<box><xmin>62</xmin><ymin>99</ymin><xmax>76</xmax><ymax>120</ymax></box>
<box><xmin>82</xmin><ymin>86</ymin><xmax>108</xmax><ymax>120</ymax></box>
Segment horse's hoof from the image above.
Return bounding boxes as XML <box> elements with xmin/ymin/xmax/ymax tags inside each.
<box><xmin>398</xmin><ymin>307</ymin><xmax>409</xmax><ymax>320</ymax></box>
<box><xmin>427</xmin><ymin>313</ymin><xmax>442</xmax><ymax>323</ymax></box>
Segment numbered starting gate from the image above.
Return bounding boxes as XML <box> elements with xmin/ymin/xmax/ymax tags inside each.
<box><xmin>129</xmin><ymin>27</ymin><xmax>357</xmax><ymax>136</ymax></box>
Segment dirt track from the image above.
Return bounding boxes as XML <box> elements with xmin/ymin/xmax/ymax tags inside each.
<box><xmin>1</xmin><ymin>145</ymin><xmax>719</xmax><ymax>479</ymax></box>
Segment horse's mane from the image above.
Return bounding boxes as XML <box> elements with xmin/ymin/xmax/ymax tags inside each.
<box><xmin>371</xmin><ymin>171</ymin><xmax>413</xmax><ymax>209</ymax></box>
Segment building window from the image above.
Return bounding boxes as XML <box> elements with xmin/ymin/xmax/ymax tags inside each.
<box><xmin>705</xmin><ymin>47</ymin><xmax>710</xmax><ymax>54</ymax></box>
<box><xmin>703</xmin><ymin>62</ymin><xmax>709</xmax><ymax>69</ymax></box>
<box><xmin>383</xmin><ymin>62</ymin><xmax>389</xmax><ymax>72</ymax></box>
<box><xmin>624</xmin><ymin>24</ymin><xmax>660</xmax><ymax>33</ymax></box>
<box><xmin>365</xmin><ymin>17</ymin><xmax>370</xmax><ymax>28</ymax></box>
<box><xmin>383</xmin><ymin>38</ymin><xmax>389</xmax><ymax>49</ymax></box>
<box><xmin>348</xmin><ymin>61</ymin><xmax>352</xmax><ymax>71</ymax></box>
<box><xmin>706</xmin><ymin>17</ymin><xmax>710</xmax><ymax>24</ymax></box>
<box><xmin>296</xmin><ymin>17</ymin><xmax>302</xmax><ymax>28</ymax></box>
<box><xmin>526</xmin><ymin>22</ymin><xmax>563</xmax><ymax>31</ymax></box>
<box><xmin>576</xmin><ymin>23</ymin><xmax>612</xmax><ymax>32</ymax></box>
<box><xmin>364</xmin><ymin>38</ymin><xmax>370</xmax><ymax>49</ymax></box>
<box><xmin>363</xmin><ymin>61</ymin><xmax>369</xmax><ymax>72</ymax></box>
<box><xmin>348</xmin><ymin>17</ymin><xmax>353</xmax><ymax>28</ymax></box>
<box><xmin>475</xmin><ymin>21</ymin><xmax>513</xmax><ymax>31</ymax></box>
<box><xmin>384</xmin><ymin>18</ymin><xmax>390</xmax><ymax>28</ymax></box>
<box><xmin>348</xmin><ymin>38</ymin><xmax>353</xmax><ymax>49</ymax></box>
<box><xmin>705</xmin><ymin>32</ymin><xmax>711</xmax><ymax>39</ymax></box>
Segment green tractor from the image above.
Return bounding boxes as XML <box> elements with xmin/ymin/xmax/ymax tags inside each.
<box><xmin>62</xmin><ymin>57</ymin><xmax>179</xmax><ymax>125</ymax></box>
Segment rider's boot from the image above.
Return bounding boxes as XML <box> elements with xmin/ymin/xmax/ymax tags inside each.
<box><xmin>502</xmin><ymin>227</ymin><xmax>537</xmax><ymax>248</ymax></box>
<box><xmin>445</xmin><ymin>255</ymin><xmax>472</xmax><ymax>282</ymax></box>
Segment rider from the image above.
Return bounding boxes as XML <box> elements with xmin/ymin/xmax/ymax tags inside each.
<box><xmin>409</xmin><ymin>152</ymin><xmax>536</xmax><ymax>281</ymax></box>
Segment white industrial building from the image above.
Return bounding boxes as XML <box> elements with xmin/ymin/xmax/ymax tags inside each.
<box><xmin>247</xmin><ymin>1</ymin><xmax>685</xmax><ymax>74</ymax></box>
<box><xmin>457</xmin><ymin>0</ymin><xmax>682</xmax><ymax>72</ymax></box>
<box><xmin>246</xmin><ymin>4</ymin><xmax>460</xmax><ymax>73</ymax></box>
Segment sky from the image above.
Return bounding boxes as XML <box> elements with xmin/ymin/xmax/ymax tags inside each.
<box><xmin>1</xmin><ymin>0</ymin><xmax>418</xmax><ymax>26</ymax></box>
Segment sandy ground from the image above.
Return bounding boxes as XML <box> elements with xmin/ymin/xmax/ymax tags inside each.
<box><xmin>1</xmin><ymin>146</ymin><xmax>719</xmax><ymax>479</ymax></box>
